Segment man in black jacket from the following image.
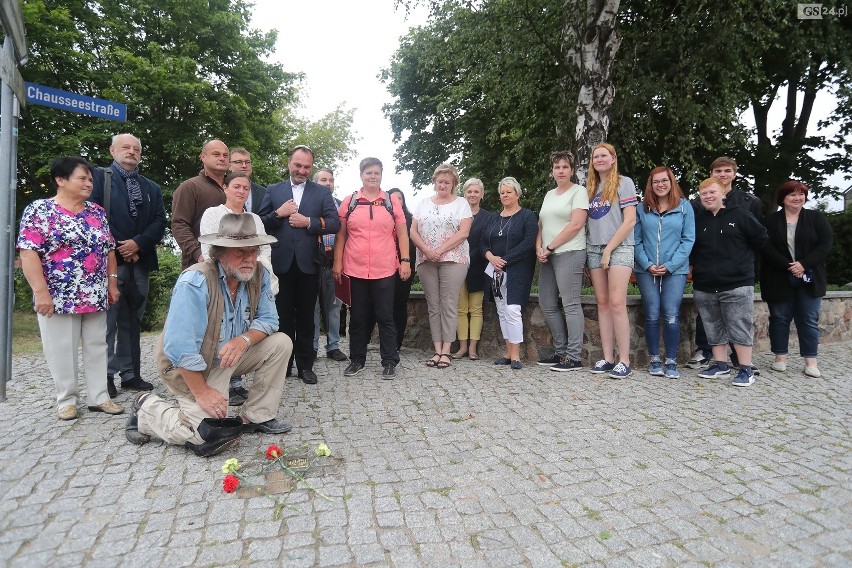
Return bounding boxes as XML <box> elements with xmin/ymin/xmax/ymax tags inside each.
<box><xmin>688</xmin><ymin>156</ymin><xmax>764</xmax><ymax>371</ymax></box>
<box><xmin>690</xmin><ymin>179</ymin><xmax>767</xmax><ymax>387</ymax></box>
<box><xmin>91</xmin><ymin>134</ymin><xmax>168</xmax><ymax>397</ymax></box>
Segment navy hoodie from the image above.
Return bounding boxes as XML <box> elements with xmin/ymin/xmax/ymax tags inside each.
<box><xmin>690</xmin><ymin>205</ymin><xmax>768</xmax><ymax>293</ymax></box>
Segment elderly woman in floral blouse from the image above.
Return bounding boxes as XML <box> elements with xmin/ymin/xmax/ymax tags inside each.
<box><xmin>17</xmin><ymin>156</ymin><xmax>125</xmax><ymax>420</ymax></box>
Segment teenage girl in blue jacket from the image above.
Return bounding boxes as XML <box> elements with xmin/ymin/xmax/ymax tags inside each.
<box><xmin>634</xmin><ymin>166</ymin><xmax>695</xmax><ymax>379</ymax></box>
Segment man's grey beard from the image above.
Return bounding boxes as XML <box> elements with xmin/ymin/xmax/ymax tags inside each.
<box><xmin>224</xmin><ymin>264</ymin><xmax>255</xmax><ymax>283</ymax></box>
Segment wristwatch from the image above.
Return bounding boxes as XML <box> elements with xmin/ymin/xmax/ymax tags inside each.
<box><xmin>545</xmin><ymin>245</ymin><xmax>555</xmax><ymax>253</ymax></box>
<box><xmin>400</xmin><ymin>257</ymin><xmax>411</xmax><ymax>262</ymax></box>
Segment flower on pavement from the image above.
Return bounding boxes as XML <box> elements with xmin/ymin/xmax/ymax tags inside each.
<box><xmin>223</xmin><ymin>474</ymin><xmax>240</xmax><ymax>493</ymax></box>
<box><xmin>221</xmin><ymin>458</ymin><xmax>240</xmax><ymax>474</ymax></box>
<box><xmin>266</xmin><ymin>444</ymin><xmax>282</xmax><ymax>460</ymax></box>
<box><xmin>315</xmin><ymin>443</ymin><xmax>331</xmax><ymax>457</ymax></box>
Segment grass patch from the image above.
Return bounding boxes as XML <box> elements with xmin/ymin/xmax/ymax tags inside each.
<box><xmin>12</xmin><ymin>311</ymin><xmax>42</xmax><ymax>355</ymax></box>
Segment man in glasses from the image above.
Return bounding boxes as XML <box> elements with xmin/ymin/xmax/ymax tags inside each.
<box><xmin>259</xmin><ymin>146</ymin><xmax>340</xmax><ymax>385</ymax></box>
<box><xmin>229</xmin><ymin>147</ymin><xmax>267</xmax><ymax>214</ymax></box>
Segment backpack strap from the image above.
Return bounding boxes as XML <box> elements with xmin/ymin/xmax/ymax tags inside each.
<box><xmin>346</xmin><ymin>190</ymin><xmax>395</xmax><ymax>219</ymax></box>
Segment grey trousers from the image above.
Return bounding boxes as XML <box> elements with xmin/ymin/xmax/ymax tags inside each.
<box><xmin>538</xmin><ymin>250</ymin><xmax>586</xmax><ymax>360</ymax></box>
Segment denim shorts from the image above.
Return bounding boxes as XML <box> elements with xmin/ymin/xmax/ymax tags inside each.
<box><xmin>587</xmin><ymin>243</ymin><xmax>634</xmax><ymax>270</ymax></box>
<box><xmin>693</xmin><ymin>286</ymin><xmax>755</xmax><ymax>346</ymax></box>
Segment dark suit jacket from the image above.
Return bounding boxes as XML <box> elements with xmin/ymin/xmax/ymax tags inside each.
<box><xmin>249</xmin><ymin>182</ymin><xmax>267</xmax><ymax>214</ymax></box>
<box><xmin>760</xmin><ymin>208</ymin><xmax>833</xmax><ymax>301</ymax></box>
<box><xmin>258</xmin><ymin>179</ymin><xmax>340</xmax><ymax>275</ymax></box>
<box><xmin>90</xmin><ymin>164</ymin><xmax>168</xmax><ymax>272</ymax></box>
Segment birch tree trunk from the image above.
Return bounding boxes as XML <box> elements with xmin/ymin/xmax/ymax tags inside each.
<box><xmin>563</xmin><ymin>0</ymin><xmax>622</xmax><ymax>186</ymax></box>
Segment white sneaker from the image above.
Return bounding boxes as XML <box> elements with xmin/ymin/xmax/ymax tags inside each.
<box><xmin>687</xmin><ymin>349</ymin><xmax>710</xmax><ymax>369</ymax></box>
<box><xmin>770</xmin><ymin>360</ymin><xmax>787</xmax><ymax>372</ymax></box>
<box><xmin>803</xmin><ymin>366</ymin><xmax>821</xmax><ymax>378</ymax></box>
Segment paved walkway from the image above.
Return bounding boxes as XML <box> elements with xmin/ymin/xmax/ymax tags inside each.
<box><xmin>1</xmin><ymin>338</ymin><xmax>850</xmax><ymax>567</ymax></box>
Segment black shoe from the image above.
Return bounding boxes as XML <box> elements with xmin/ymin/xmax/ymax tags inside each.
<box><xmin>241</xmin><ymin>418</ymin><xmax>293</xmax><ymax>434</ymax></box>
<box><xmin>299</xmin><ymin>369</ymin><xmax>318</xmax><ymax>384</ymax></box>
<box><xmin>228</xmin><ymin>387</ymin><xmax>247</xmax><ymax>407</ymax></box>
<box><xmin>125</xmin><ymin>392</ymin><xmax>151</xmax><ymax>445</ymax></box>
<box><xmin>121</xmin><ymin>377</ymin><xmax>154</xmax><ymax>391</ymax></box>
<box><xmin>537</xmin><ymin>354</ymin><xmax>561</xmax><ymax>366</ymax></box>
<box><xmin>494</xmin><ymin>357</ymin><xmax>511</xmax><ymax>365</ymax></box>
<box><xmin>381</xmin><ymin>364</ymin><xmax>396</xmax><ymax>379</ymax></box>
<box><xmin>326</xmin><ymin>349</ymin><xmax>348</xmax><ymax>361</ymax></box>
<box><xmin>344</xmin><ymin>361</ymin><xmax>365</xmax><ymax>376</ymax></box>
<box><xmin>107</xmin><ymin>375</ymin><xmax>117</xmax><ymax>399</ymax></box>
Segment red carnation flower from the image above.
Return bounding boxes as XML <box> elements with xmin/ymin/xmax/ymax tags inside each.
<box><xmin>266</xmin><ymin>444</ymin><xmax>281</xmax><ymax>460</ymax></box>
<box><xmin>223</xmin><ymin>474</ymin><xmax>240</xmax><ymax>493</ymax></box>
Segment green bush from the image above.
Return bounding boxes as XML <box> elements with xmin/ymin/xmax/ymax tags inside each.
<box><xmin>826</xmin><ymin>208</ymin><xmax>852</xmax><ymax>286</ymax></box>
<box><xmin>142</xmin><ymin>248</ymin><xmax>181</xmax><ymax>331</ymax></box>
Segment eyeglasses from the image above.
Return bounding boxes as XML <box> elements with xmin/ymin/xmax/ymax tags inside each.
<box><xmin>230</xmin><ymin>160</ymin><xmax>252</xmax><ymax>166</ymax></box>
<box><xmin>652</xmin><ymin>179</ymin><xmax>670</xmax><ymax>186</ymax></box>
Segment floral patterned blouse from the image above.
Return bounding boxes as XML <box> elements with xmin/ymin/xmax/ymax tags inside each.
<box><xmin>412</xmin><ymin>196</ymin><xmax>472</xmax><ymax>267</ymax></box>
<box><xmin>17</xmin><ymin>199</ymin><xmax>115</xmax><ymax>314</ymax></box>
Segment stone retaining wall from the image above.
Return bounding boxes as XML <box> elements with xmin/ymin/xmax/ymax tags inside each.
<box><xmin>399</xmin><ymin>291</ymin><xmax>852</xmax><ymax>364</ymax></box>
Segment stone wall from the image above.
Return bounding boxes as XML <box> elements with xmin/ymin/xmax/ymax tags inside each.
<box><xmin>399</xmin><ymin>292</ymin><xmax>852</xmax><ymax>364</ymax></box>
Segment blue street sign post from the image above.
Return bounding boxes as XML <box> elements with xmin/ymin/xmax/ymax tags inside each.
<box><xmin>25</xmin><ymin>82</ymin><xmax>126</xmax><ymax>122</ymax></box>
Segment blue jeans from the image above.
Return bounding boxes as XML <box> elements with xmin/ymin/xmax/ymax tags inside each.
<box><xmin>636</xmin><ymin>272</ymin><xmax>687</xmax><ymax>359</ymax></box>
<box><xmin>768</xmin><ymin>289</ymin><xmax>822</xmax><ymax>358</ymax></box>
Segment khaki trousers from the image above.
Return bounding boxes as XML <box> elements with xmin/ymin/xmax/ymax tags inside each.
<box><xmin>37</xmin><ymin>311</ymin><xmax>109</xmax><ymax>409</ymax></box>
<box><xmin>138</xmin><ymin>332</ymin><xmax>292</xmax><ymax>445</ymax></box>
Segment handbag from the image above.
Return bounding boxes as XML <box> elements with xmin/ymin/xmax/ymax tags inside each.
<box><xmin>314</xmin><ymin>236</ymin><xmax>333</xmax><ymax>268</ymax></box>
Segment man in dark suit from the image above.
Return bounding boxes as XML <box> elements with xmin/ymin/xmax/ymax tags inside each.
<box><xmin>91</xmin><ymin>133</ymin><xmax>168</xmax><ymax>397</ymax></box>
<box><xmin>229</xmin><ymin>147</ymin><xmax>266</xmax><ymax>214</ymax></box>
<box><xmin>258</xmin><ymin>146</ymin><xmax>340</xmax><ymax>384</ymax></box>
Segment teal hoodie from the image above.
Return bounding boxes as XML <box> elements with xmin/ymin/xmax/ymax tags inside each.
<box><xmin>634</xmin><ymin>197</ymin><xmax>695</xmax><ymax>275</ymax></box>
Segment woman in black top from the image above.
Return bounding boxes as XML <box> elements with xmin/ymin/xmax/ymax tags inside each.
<box><xmin>760</xmin><ymin>181</ymin><xmax>833</xmax><ymax>378</ymax></box>
<box><xmin>452</xmin><ymin>178</ymin><xmax>496</xmax><ymax>360</ymax></box>
<box><xmin>481</xmin><ymin>177</ymin><xmax>537</xmax><ymax>369</ymax></box>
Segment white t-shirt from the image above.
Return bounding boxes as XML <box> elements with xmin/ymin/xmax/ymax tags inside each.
<box><xmin>413</xmin><ymin>196</ymin><xmax>473</xmax><ymax>266</ymax></box>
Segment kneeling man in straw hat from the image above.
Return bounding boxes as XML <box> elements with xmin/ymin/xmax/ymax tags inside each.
<box><xmin>126</xmin><ymin>213</ymin><xmax>293</xmax><ymax>456</ymax></box>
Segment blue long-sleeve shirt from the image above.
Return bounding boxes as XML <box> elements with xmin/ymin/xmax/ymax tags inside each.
<box><xmin>163</xmin><ymin>263</ymin><xmax>278</xmax><ymax>371</ymax></box>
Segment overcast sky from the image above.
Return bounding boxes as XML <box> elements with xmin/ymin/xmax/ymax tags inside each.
<box><xmin>251</xmin><ymin>0</ymin><xmax>430</xmax><ymax>206</ymax></box>
<box><xmin>250</xmin><ymin>1</ymin><xmax>848</xmax><ymax>210</ymax></box>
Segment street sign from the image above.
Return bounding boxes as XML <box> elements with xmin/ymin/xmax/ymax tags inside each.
<box><xmin>25</xmin><ymin>82</ymin><xmax>126</xmax><ymax>122</ymax></box>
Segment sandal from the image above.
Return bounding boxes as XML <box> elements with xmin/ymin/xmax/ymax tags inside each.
<box><xmin>425</xmin><ymin>353</ymin><xmax>441</xmax><ymax>368</ymax></box>
<box><xmin>437</xmin><ymin>354</ymin><xmax>452</xmax><ymax>369</ymax></box>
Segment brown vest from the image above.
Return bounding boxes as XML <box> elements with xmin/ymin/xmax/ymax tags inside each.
<box><xmin>155</xmin><ymin>260</ymin><xmax>263</xmax><ymax>392</ymax></box>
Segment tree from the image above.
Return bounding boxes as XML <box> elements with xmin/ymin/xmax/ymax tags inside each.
<box><xmin>563</xmin><ymin>0</ymin><xmax>621</xmax><ymax>186</ymax></box>
<box><xmin>17</xmin><ymin>0</ymin><xmax>358</xmax><ymax>213</ymax></box>
<box><xmin>383</xmin><ymin>0</ymin><xmax>852</xmax><ymax>209</ymax></box>
<box><xmin>281</xmin><ymin>104</ymin><xmax>360</xmax><ymax>174</ymax></box>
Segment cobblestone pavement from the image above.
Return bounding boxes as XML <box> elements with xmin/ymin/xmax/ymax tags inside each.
<box><xmin>1</xmin><ymin>338</ymin><xmax>850</xmax><ymax>568</ymax></box>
